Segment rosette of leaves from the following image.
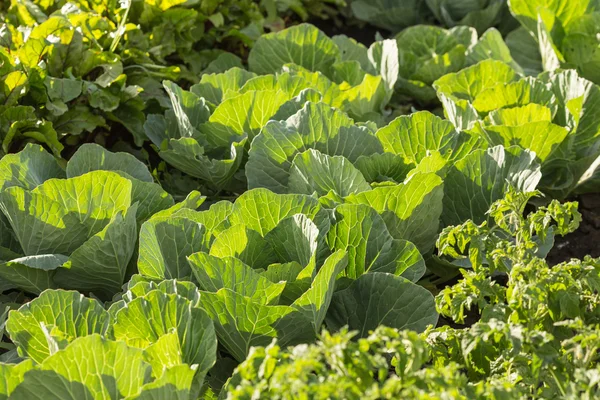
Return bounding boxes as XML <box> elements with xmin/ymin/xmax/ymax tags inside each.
<box><xmin>0</xmin><ymin>143</ymin><xmax>173</xmax><ymax>298</ymax></box>
<box><xmin>2</xmin><ymin>285</ymin><xmax>217</xmax><ymax>399</ymax></box>
<box><xmin>246</xmin><ymin>100</ymin><xmax>478</xmax><ymax>192</ymax></box>
<box><xmin>143</xmin><ymin>76</ymin><xmax>320</xmax><ymax>193</ymax></box>
<box><xmin>434</xmin><ymin>59</ymin><xmax>600</xmax><ymax>198</ymax></box>
<box><xmin>247</xmin><ymin>24</ymin><xmax>397</xmax><ymax>122</ymax></box>
<box><xmin>136</xmin><ymin>188</ymin><xmax>437</xmax><ymax>360</ymax></box>
<box><xmin>394</xmin><ymin>25</ymin><xmax>524</xmax><ymax>103</ymax></box>
<box><xmin>144</xmin><ymin>24</ymin><xmax>404</xmax><ymax>193</ymax></box>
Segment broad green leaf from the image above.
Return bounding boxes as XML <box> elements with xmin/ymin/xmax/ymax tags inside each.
<box><xmin>0</xmin><ymin>254</ymin><xmax>65</xmax><ymax>294</ymax></box>
<box><xmin>0</xmin><ymin>171</ymin><xmax>132</xmax><ymax>256</ymax></box>
<box><xmin>53</xmin><ymin>105</ymin><xmax>107</xmax><ymax>136</ymax></box>
<box><xmin>208</xmin><ymin>225</ymin><xmax>276</xmax><ymax>270</ymax></box>
<box><xmin>126</xmin><ymin>177</ymin><xmax>174</xmax><ymax>223</ymax></box>
<box><xmin>478</xmin><ymin>121</ymin><xmax>569</xmax><ymax>162</ymax></box>
<box><xmin>548</xmin><ymin>72</ymin><xmax>600</xmax><ymax>159</ymax></box>
<box><xmin>289</xmin><ymin>250</ymin><xmax>347</xmax><ymax>334</ymax></box>
<box><xmin>438</xmin><ymin>93</ymin><xmax>480</xmax><ymax>130</ymax></box>
<box><xmin>262</xmin><ymin>262</ymin><xmax>310</xmax><ymax>304</ymax></box>
<box><xmin>396</xmin><ymin>25</ymin><xmax>474</xmax><ymax>86</ymax></box>
<box><xmin>133</xmin><ymin>363</ymin><xmax>198</xmax><ymax>400</ymax></box>
<box><xmin>149</xmin><ymin>191</ymin><xmax>205</xmax><ymax>220</ymax></box>
<box><xmin>332</xmin><ymin>35</ymin><xmax>370</xmax><ymax>70</ymax></box>
<box><xmin>188</xmin><ymin>252</ymin><xmax>285</xmax><ymax>305</ymax></box>
<box><xmin>67</xmin><ymin>143</ymin><xmax>153</xmax><ymax>183</ymax></box>
<box><xmin>173</xmin><ymin>201</ymin><xmax>233</xmax><ymax>238</ymax></box>
<box><xmin>158</xmin><ymin>137</ymin><xmax>246</xmax><ymax>190</ymax></box>
<box><xmin>200</xmin><ymin>90</ymin><xmax>291</xmax><ymax>148</ymax></box>
<box><xmin>6</xmin><ymin>290</ymin><xmax>109</xmax><ymax>363</ymax></box>
<box><xmin>562</xmin><ymin>33</ymin><xmax>600</xmax><ymax>84</ymax></box>
<box><xmin>190</xmin><ymin>67</ymin><xmax>256</xmax><ymax>107</ymax></box>
<box><xmin>505</xmin><ymin>27</ymin><xmax>543</xmax><ymax>76</ymax></box>
<box><xmin>203</xmin><ymin>53</ymin><xmax>244</xmax><ymax>75</ymax></box>
<box><xmin>466</xmin><ymin>28</ymin><xmax>524</xmax><ymax>74</ymax></box>
<box><xmin>326</xmin><ymin>272</ymin><xmax>438</xmax><ymax>337</ymax></box>
<box><xmin>384</xmin><ymin>240</ymin><xmax>427</xmax><ymax>282</ymax></box>
<box><xmin>0</xmin><ymin>360</ymin><xmax>34</xmax><ymax>400</ymax></box>
<box><xmin>163</xmin><ymin>81</ymin><xmax>210</xmax><ymax>137</ymax></box>
<box><xmin>354</xmin><ymin>153</ymin><xmax>412</xmax><ymax>183</ymax></box>
<box><xmin>376</xmin><ymin>111</ymin><xmax>460</xmax><ymax>165</ymax></box>
<box><xmin>238</xmin><ymin>73</ymin><xmax>313</xmax><ymax>98</ymax></box>
<box><xmin>54</xmin><ymin>205</ymin><xmax>138</xmax><ymax>299</ymax></box>
<box><xmin>486</xmin><ymin>103</ymin><xmax>553</xmax><ymax>125</ymax></box>
<box><xmin>138</xmin><ymin>215</ymin><xmax>209</xmax><ymax>281</ymax></box>
<box><xmin>143</xmin><ymin>332</ymin><xmax>188</xmax><ymax>373</ymax></box>
<box><xmin>280</xmin><ymin>66</ymin><xmax>343</xmax><ymax>106</ymax></box>
<box><xmin>368</xmin><ymin>39</ymin><xmax>399</xmax><ymax>92</ymax></box>
<box><xmin>116</xmin><ymin>279</ymin><xmax>201</xmax><ymax>311</ymax></box>
<box><xmin>337</xmin><ymin>73</ymin><xmax>388</xmax><ymax>121</ymax></box>
<box><xmin>345</xmin><ymin>173</ymin><xmax>445</xmax><ymax>253</ymax></box>
<box><xmin>263</xmin><ymin>214</ymin><xmax>323</xmax><ymax>267</ymax></box>
<box><xmin>10</xmin><ymin>335</ymin><xmax>150</xmax><ymax>400</ymax></box>
<box><xmin>471</xmin><ymin>77</ymin><xmax>555</xmax><ymax>114</ymax></box>
<box><xmin>433</xmin><ymin>59</ymin><xmax>516</xmax><ymax>102</ymax></box>
<box><xmin>326</xmin><ymin>204</ymin><xmax>425</xmax><ymax>280</ymax></box>
<box><xmin>351</xmin><ymin>0</ymin><xmax>430</xmax><ymax>32</ymax></box>
<box><xmin>65</xmin><ymin>145</ymin><xmax>172</xmax><ymax>222</ymax></box>
<box><xmin>407</xmin><ymin>151</ymin><xmax>451</xmax><ymax>178</ymax></box>
<box><xmin>442</xmin><ymin>145</ymin><xmax>541</xmax><ymax>226</ymax></box>
<box><xmin>288</xmin><ymin>149</ymin><xmax>371</xmax><ymax>196</ymax></box>
<box><xmin>271</xmin><ymin>88</ymin><xmax>323</xmax><ymax>121</ymax></box>
<box><xmin>194</xmin><ymin>253</ymin><xmax>348</xmax><ymax>362</ymax></box>
<box><xmin>44</xmin><ymin>77</ymin><xmax>82</xmax><ymax>104</ymax></box>
<box><xmin>326</xmin><ymin>204</ymin><xmax>394</xmax><ymax>278</ymax></box>
<box><xmin>332</xmin><ymin>60</ymin><xmax>366</xmax><ymax>86</ymax></box>
<box><xmin>0</xmin><ymin>144</ymin><xmax>64</xmax><ymax>191</ymax></box>
<box><xmin>508</xmin><ymin>0</ymin><xmax>592</xmax><ymax>38</ymax></box>
<box><xmin>3</xmin><ymin>118</ymin><xmax>63</xmax><ymax>158</ymax></box>
<box><xmin>542</xmin><ymin>69</ymin><xmax>591</xmax><ymax>130</ymax></box>
<box><xmin>248</xmin><ymin>24</ymin><xmax>340</xmax><ymax>76</ymax></box>
<box><xmin>427</xmin><ymin>0</ymin><xmax>507</xmax><ymax>34</ymax></box>
<box><xmin>247</xmin><ymin>102</ymin><xmax>383</xmax><ymax>193</ymax></box>
<box><xmin>112</xmin><ymin>290</ymin><xmax>217</xmax><ymax>372</ymax></box>
<box><xmin>229</xmin><ymin>188</ymin><xmax>325</xmax><ymax>237</ymax></box>
<box><xmin>198</xmin><ymin>289</ymin><xmax>295</xmax><ymax>362</ymax></box>
<box><xmin>1</xmin><ymin>71</ymin><xmax>27</xmax><ymax>107</ymax></box>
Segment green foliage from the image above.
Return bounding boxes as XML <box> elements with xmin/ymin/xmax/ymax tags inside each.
<box><xmin>2</xmin><ymin>2</ymin><xmax>600</xmax><ymax>399</ymax></box>
<box><xmin>220</xmin><ymin>189</ymin><xmax>600</xmax><ymax>400</ymax></box>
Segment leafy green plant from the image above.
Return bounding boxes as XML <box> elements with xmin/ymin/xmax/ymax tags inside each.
<box><xmin>435</xmin><ymin>60</ymin><xmax>600</xmax><ymax>198</ymax></box>
<box><xmin>0</xmin><ymin>143</ymin><xmax>172</xmax><ymax>299</ymax></box>
<box><xmin>2</xmin><ymin>3</ymin><xmax>600</xmax><ymax>399</ymax></box>
<box><xmin>395</xmin><ymin>25</ymin><xmax>523</xmax><ymax>103</ymax></box>
<box><xmin>219</xmin><ymin>190</ymin><xmax>600</xmax><ymax>400</ymax></box>
<box><xmin>1</xmin><ymin>284</ymin><xmax>217</xmax><ymax>399</ymax></box>
<box><xmin>507</xmin><ymin>0</ymin><xmax>600</xmax><ymax>85</ymax></box>
<box><xmin>136</xmin><ymin>187</ymin><xmax>438</xmax><ymax>361</ymax></box>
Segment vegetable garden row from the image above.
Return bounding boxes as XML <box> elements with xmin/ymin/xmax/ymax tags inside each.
<box><xmin>1</xmin><ymin>0</ymin><xmax>600</xmax><ymax>398</ymax></box>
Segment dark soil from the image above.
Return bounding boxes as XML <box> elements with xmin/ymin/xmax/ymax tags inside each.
<box><xmin>547</xmin><ymin>193</ymin><xmax>600</xmax><ymax>265</ymax></box>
